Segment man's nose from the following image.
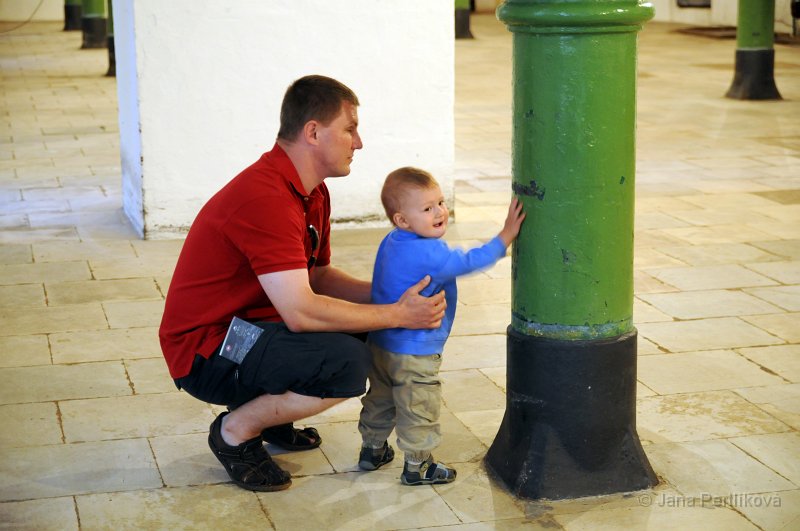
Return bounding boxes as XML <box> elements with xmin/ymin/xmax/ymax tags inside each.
<box><xmin>353</xmin><ymin>132</ymin><xmax>363</xmax><ymax>150</ymax></box>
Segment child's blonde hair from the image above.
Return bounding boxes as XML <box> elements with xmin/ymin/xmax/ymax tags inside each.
<box><xmin>381</xmin><ymin>167</ymin><xmax>440</xmax><ymax>224</ymax></box>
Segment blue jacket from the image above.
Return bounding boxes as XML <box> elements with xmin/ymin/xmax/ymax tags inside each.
<box><xmin>369</xmin><ymin>228</ymin><xmax>506</xmax><ymax>355</ymax></box>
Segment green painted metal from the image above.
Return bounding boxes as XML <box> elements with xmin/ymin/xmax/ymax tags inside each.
<box><xmin>106</xmin><ymin>0</ymin><xmax>113</xmax><ymax>33</ymax></box>
<box><xmin>498</xmin><ymin>0</ymin><xmax>653</xmax><ymax>340</ymax></box>
<box><xmin>455</xmin><ymin>0</ymin><xmax>470</xmax><ymax>10</ymax></box>
<box><xmin>736</xmin><ymin>0</ymin><xmax>776</xmax><ymax>49</ymax></box>
<box><xmin>81</xmin><ymin>0</ymin><xmax>105</xmax><ymax>17</ymax></box>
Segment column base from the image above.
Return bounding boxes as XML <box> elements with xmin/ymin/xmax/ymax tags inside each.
<box><xmin>455</xmin><ymin>9</ymin><xmax>474</xmax><ymax>39</ymax></box>
<box><xmin>485</xmin><ymin>327</ymin><xmax>657</xmax><ymax>500</ymax></box>
<box><xmin>106</xmin><ymin>36</ymin><xmax>116</xmax><ymax>77</ymax></box>
<box><xmin>726</xmin><ymin>49</ymin><xmax>782</xmax><ymax>100</ymax></box>
<box><xmin>81</xmin><ymin>17</ymin><xmax>107</xmax><ymax>49</ymax></box>
<box><xmin>64</xmin><ymin>5</ymin><xmax>82</xmax><ymax>31</ymax></box>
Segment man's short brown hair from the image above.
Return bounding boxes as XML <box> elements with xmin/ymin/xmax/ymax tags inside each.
<box><xmin>381</xmin><ymin>167</ymin><xmax>440</xmax><ymax>223</ymax></box>
<box><xmin>277</xmin><ymin>75</ymin><xmax>359</xmax><ymax>141</ymax></box>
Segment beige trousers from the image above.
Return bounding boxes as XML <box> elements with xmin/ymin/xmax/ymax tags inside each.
<box><xmin>358</xmin><ymin>344</ymin><xmax>443</xmax><ymax>463</ymax></box>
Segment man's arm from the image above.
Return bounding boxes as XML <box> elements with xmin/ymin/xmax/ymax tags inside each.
<box><xmin>259</xmin><ymin>269</ymin><xmax>445</xmax><ymax>333</ymax></box>
<box><xmin>309</xmin><ymin>265</ymin><xmax>371</xmax><ymax>303</ymax></box>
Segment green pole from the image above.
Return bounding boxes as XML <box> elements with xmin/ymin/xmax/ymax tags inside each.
<box><xmin>64</xmin><ymin>0</ymin><xmax>82</xmax><ymax>31</ymax></box>
<box><xmin>726</xmin><ymin>0</ymin><xmax>782</xmax><ymax>99</ymax></box>
<box><xmin>105</xmin><ymin>0</ymin><xmax>115</xmax><ymax>76</ymax></box>
<box><xmin>485</xmin><ymin>0</ymin><xmax>657</xmax><ymax>500</ymax></box>
<box><xmin>80</xmin><ymin>0</ymin><xmax>106</xmax><ymax>49</ymax></box>
<box><xmin>455</xmin><ymin>0</ymin><xmax>474</xmax><ymax>39</ymax></box>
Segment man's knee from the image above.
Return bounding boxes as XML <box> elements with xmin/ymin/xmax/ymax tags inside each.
<box><xmin>330</xmin><ymin>333</ymin><xmax>371</xmax><ymax>383</ymax></box>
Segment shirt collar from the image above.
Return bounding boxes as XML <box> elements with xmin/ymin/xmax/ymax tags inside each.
<box><xmin>391</xmin><ymin>228</ymin><xmax>423</xmax><ymax>240</ymax></box>
<box><xmin>268</xmin><ymin>142</ymin><xmax>314</xmax><ymax>199</ymax></box>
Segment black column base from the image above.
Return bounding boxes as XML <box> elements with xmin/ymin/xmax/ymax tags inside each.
<box><xmin>485</xmin><ymin>327</ymin><xmax>657</xmax><ymax>500</ymax></box>
<box><xmin>106</xmin><ymin>36</ymin><xmax>116</xmax><ymax>77</ymax></box>
<box><xmin>726</xmin><ymin>49</ymin><xmax>782</xmax><ymax>100</ymax></box>
<box><xmin>64</xmin><ymin>5</ymin><xmax>82</xmax><ymax>31</ymax></box>
<box><xmin>455</xmin><ymin>9</ymin><xmax>474</xmax><ymax>39</ymax></box>
<box><xmin>81</xmin><ymin>17</ymin><xmax>107</xmax><ymax>49</ymax></box>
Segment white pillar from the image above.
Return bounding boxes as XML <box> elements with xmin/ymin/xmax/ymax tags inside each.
<box><xmin>113</xmin><ymin>0</ymin><xmax>454</xmax><ymax>239</ymax></box>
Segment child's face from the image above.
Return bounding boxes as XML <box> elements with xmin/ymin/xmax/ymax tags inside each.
<box><xmin>394</xmin><ymin>185</ymin><xmax>449</xmax><ymax>239</ymax></box>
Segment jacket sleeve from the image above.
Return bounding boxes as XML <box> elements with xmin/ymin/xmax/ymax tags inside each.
<box><xmin>428</xmin><ymin>236</ymin><xmax>507</xmax><ymax>283</ymax></box>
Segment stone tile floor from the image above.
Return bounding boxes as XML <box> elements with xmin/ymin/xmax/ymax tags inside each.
<box><xmin>1</xmin><ymin>13</ymin><xmax>799</xmax><ymax>531</ymax></box>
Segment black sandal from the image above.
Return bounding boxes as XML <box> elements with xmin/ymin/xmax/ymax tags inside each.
<box><xmin>261</xmin><ymin>423</ymin><xmax>322</xmax><ymax>451</ymax></box>
<box><xmin>208</xmin><ymin>412</ymin><xmax>292</xmax><ymax>492</ymax></box>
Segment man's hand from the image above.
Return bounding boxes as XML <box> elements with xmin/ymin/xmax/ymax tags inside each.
<box><xmin>395</xmin><ymin>275</ymin><xmax>446</xmax><ymax>329</ymax></box>
<box><xmin>259</xmin><ymin>269</ymin><xmax>444</xmax><ymax>333</ymax></box>
<box><xmin>498</xmin><ymin>197</ymin><xmax>526</xmax><ymax>247</ymax></box>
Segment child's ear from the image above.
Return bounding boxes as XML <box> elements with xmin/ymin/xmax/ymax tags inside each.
<box><xmin>393</xmin><ymin>212</ymin><xmax>409</xmax><ymax>228</ymax></box>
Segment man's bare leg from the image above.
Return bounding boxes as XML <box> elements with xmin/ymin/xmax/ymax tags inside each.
<box><xmin>220</xmin><ymin>391</ymin><xmax>345</xmax><ymax>445</ymax></box>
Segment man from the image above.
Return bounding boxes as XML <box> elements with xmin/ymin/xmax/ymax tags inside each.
<box><xmin>159</xmin><ymin>75</ymin><xmax>446</xmax><ymax>492</ymax></box>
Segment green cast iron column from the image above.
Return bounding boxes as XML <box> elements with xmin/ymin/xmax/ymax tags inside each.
<box><xmin>64</xmin><ymin>0</ymin><xmax>82</xmax><ymax>31</ymax></box>
<box><xmin>485</xmin><ymin>0</ymin><xmax>657</xmax><ymax>500</ymax></box>
<box><xmin>80</xmin><ymin>0</ymin><xmax>106</xmax><ymax>49</ymax></box>
<box><xmin>726</xmin><ymin>0</ymin><xmax>782</xmax><ymax>99</ymax></box>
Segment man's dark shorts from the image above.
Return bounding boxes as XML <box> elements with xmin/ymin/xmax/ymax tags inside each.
<box><xmin>174</xmin><ymin>322</ymin><xmax>370</xmax><ymax>409</ymax></box>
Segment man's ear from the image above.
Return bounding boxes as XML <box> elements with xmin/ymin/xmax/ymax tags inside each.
<box><xmin>302</xmin><ymin>120</ymin><xmax>319</xmax><ymax>145</ymax></box>
<box><xmin>393</xmin><ymin>212</ymin><xmax>409</xmax><ymax>229</ymax></box>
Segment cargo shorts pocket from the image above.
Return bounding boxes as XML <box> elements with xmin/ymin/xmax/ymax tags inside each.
<box><xmin>409</xmin><ymin>378</ymin><xmax>442</xmax><ymax>423</ymax></box>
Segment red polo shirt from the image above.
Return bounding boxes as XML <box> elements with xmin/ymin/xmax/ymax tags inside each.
<box><xmin>159</xmin><ymin>144</ymin><xmax>331</xmax><ymax>379</ymax></box>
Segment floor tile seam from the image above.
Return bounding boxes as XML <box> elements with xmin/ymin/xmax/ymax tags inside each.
<box><xmin>639</xmin><ymin>406</ymin><xmax>795</xmax><ymax>440</ymax></box>
<box><xmin>730</xmin><ymin>349</ymin><xmax>798</xmax><ymax>385</ymax></box>
<box><xmin>43</xmin><ymin>295</ymin><xmax>166</xmax><ymax>307</ymax></box>
<box><xmin>739</xmin><ymin>262</ymin><xmax>800</xmax><ymax>286</ymax></box>
<box><xmin>638</xmin><ymin>445</ymin><xmax>796</xmax><ymax>515</ymax></box>
<box><xmin>740</xmin><ymin>287</ymin><xmax>800</xmax><ymax>313</ymax></box>
<box><xmin>726</xmin><ymin>438</ymin><xmax>800</xmax><ymax>490</ymax></box>
<box><xmin>634</xmin><ymin>294</ymin><xmax>796</xmax><ymax>314</ymax></box>
<box><xmin>635</xmin><ymin>324</ymin><xmax>771</xmax><ymax>354</ymax></box>
<box><xmin>0</xmin><ymin>358</ymin><xmax>161</xmax><ymax>374</ymax></box>
<box><xmin>636</xmin><ymin>365</ymin><xmax>800</xmax><ymax>392</ymax></box>
<box><xmin>641</xmin><ymin>272</ymin><xmax>783</xmax><ymax>291</ymax></box>
<box><xmin>636</xmin><ymin>346</ymin><xmax>786</xmax><ymax>361</ymax></box>
<box><xmin>636</xmin><ymin>292</ymin><xmax>790</xmax><ymax>318</ymax></box>
<box><xmin>651</xmin><ymin>434</ymin><xmax>800</xmax><ymax>488</ymax></box>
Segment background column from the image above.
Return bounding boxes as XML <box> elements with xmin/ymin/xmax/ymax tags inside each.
<box><xmin>726</xmin><ymin>0</ymin><xmax>782</xmax><ymax>100</ymax></box>
<box><xmin>64</xmin><ymin>0</ymin><xmax>81</xmax><ymax>30</ymax></box>
<box><xmin>80</xmin><ymin>0</ymin><xmax>106</xmax><ymax>49</ymax></box>
<box><xmin>105</xmin><ymin>0</ymin><xmax>114</xmax><ymax>76</ymax></box>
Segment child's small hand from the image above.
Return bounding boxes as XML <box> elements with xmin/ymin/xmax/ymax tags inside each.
<box><xmin>498</xmin><ymin>197</ymin><xmax>526</xmax><ymax>247</ymax></box>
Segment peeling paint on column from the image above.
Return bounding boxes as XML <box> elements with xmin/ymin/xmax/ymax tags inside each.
<box><xmin>512</xmin><ymin>179</ymin><xmax>546</xmax><ymax>200</ymax></box>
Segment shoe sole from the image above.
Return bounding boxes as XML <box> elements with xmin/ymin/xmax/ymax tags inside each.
<box><xmin>358</xmin><ymin>445</ymin><xmax>395</xmax><ymax>471</ymax></box>
<box><xmin>358</xmin><ymin>459</ymin><xmax>390</xmax><ymax>471</ymax></box>
<box><xmin>230</xmin><ymin>475</ymin><xmax>292</xmax><ymax>492</ymax></box>
<box><xmin>400</xmin><ymin>476</ymin><xmax>456</xmax><ymax>486</ymax></box>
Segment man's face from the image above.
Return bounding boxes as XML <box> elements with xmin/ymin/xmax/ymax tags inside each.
<box><xmin>315</xmin><ymin>101</ymin><xmax>363</xmax><ymax>177</ymax></box>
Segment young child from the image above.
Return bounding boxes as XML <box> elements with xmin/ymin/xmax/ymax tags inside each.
<box><xmin>357</xmin><ymin>166</ymin><xmax>525</xmax><ymax>485</ymax></box>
